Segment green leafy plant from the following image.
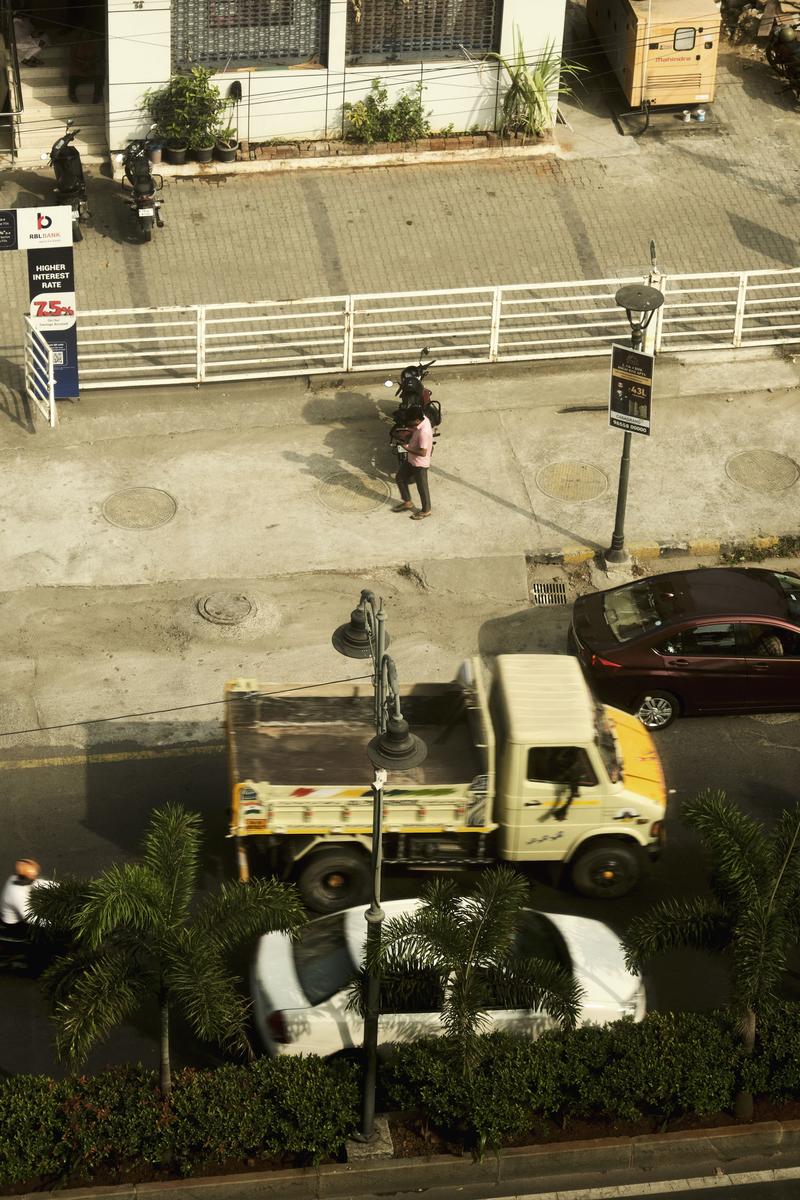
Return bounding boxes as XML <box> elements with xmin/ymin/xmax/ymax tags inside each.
<box><xmin>142</xmin><ymin>68</ymin><xmax>228</xmax><ymax>149</ymax></box>
<box><xmin>343</xmin><ymin>78</ymin><xmax>432</xmax><ymax>144</ymax></box>
<box><xmin>490</xmin><ymin>30</ymin><xmax>587</xmax><ymax>137</ymax></box>
<box><xmin>623</xmin><ymin>789</ymin><xmax>800</xmax><ymax>1120</ymax></box>
<box><xmin>349</xmin><ymin>866</ymin><xmax>582</xmax><ymax>1079</ymax></box>
<box><xmin>30</xmin><ymin>802</ymin><xmax>305</xmax><ymax>1096</ymax></box>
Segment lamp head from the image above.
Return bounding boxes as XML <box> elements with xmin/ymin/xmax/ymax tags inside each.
<box><xmin>367</xmin><ymin>713</ymin><xmax>427</xmax><ymax>770</ymax></box>
<box><xmin>615</xmin><ymin>284</ymin><xmax>664</xmax><ymax>328</ymax></box>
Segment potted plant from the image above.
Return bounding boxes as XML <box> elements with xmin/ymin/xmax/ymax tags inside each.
<box><xmin>143</xmin><ymin>67</ymin><xmax>226</xmax><ymax>164</ymax></box>
<box><xmin>214</xmin><ymin>124</ymin><xmax>239</xmax><ymax>163</ymax></box>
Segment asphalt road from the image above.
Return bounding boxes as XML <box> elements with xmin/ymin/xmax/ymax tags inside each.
<box><xmin>2</xmin><ymin>699</ymin><xmax>800</xmax><ymax>1077</ymax></box>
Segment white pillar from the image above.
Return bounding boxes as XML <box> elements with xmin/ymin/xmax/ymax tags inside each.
<box><xmin>107</xmin><ymin>0</ymin><xmax>172</xmax><ymax>151</ymax></box>
<box><xmin>498</xmin><ymin>0</ymin><xmax>567</xmax><ymax>124</ymax></box>
<box><xmin>326</xmin><ymin>0</ymin><xmax>347</xmax><ymax>139</ymax></box>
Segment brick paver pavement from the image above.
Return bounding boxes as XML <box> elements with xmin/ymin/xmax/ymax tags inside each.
<box><xmin>0</xmin><ymin>45</ymin><xmax>797</xmax><ymax>326</ymax></box>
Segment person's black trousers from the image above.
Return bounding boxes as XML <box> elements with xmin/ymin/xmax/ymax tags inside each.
<box><xmin>396</xmin><ymin>461</ymin><xmax>431</xmax><ymax>511</ymax></box>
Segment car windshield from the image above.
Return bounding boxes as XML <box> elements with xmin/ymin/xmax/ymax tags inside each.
<box><xmin>602</xmin><ymin>579</ymin><xmax>683</xmax><ymax>642</ymax></box>
<box><xmin>485</xmin><ymin>912</ymin><xmax>572</xmax><ymax>1009</ymax></box>
<box><xmin>758</xmin><ymin>571</ymin><xmax>800</xmax><ymax>621</ymax></box>
<box><xmin>293</xmin><ymin>913</ymin><xmax>358</xmax><ymax>1006</ymax></box>
<box><xmin>595</xmin><ymin>703</ymin><xmax>622</xmax><ymax>783</ymax></box>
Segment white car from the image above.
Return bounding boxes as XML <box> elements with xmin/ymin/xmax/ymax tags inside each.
<box><xmin>251</xmin><ymin>898</ymin><xmax>646</xmax><ymax>1056</ymax></box>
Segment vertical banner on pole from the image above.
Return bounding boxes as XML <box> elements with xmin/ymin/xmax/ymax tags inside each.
<box><xmin>609</xmin><ymin>343</ymin><xmax>653</xmax><ymax>437</ymax></box>
<box><xmin>16</xmin><ymin>207</ymin><xmax>79</xmax><ymax>399</ymax></box>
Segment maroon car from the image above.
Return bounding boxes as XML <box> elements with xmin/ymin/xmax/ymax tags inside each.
<box><xmin>568</xmin><ymin>568</ymin><xmax>800</xmax><ymax>730</ymax></box>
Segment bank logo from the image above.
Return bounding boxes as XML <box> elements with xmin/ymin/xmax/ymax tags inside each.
<box><xmin>36</xmin><ymin>213</ymin><xmax>53</xmax><ymax>230</ymax></box>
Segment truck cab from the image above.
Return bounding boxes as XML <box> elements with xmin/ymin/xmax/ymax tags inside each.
<box><xmin>489</xmin><ymin>655</ymin><xmax>665</xmax><ymax>896</ymax></box>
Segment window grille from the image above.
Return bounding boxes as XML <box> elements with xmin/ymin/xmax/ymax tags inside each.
<box><xmin>346</xmin><ymin>0</ymin><xmax>499</xmax><ymax>62</ymax></box>
<box><xmin>172</xmin><ymin>0</ymin><xmax>326</xmax><ymax>67</ymax></box>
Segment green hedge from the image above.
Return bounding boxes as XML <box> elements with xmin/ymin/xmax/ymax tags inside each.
<box><xmin>0</xmin><ymin>1057</ymin><xmax>358</xmax><ymax>1188</ymax></box>
<box><xmin>381</xmin><ymin>1006</ymin><xmax>800</xmax><ymax>1146</ymax></box>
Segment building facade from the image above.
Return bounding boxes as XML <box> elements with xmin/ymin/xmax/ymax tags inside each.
<box><xmin>107</xmin><ymin>0</ymin><xmax>567</xmax><ymax>149</ymax></box>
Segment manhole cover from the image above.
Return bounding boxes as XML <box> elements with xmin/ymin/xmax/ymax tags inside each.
<box><xmin>725</xmin><ymin>450</ymin><xmax>799</xmax><ymax>493</ymax></box>
<box><xmin>536</xmin><ymin>462</ymin><xmax>608</xmax><ymax>502</ymax></box>
<box><xmin>197</xmin><ymin>592</ymin><xmax>255</xmax><ymax>625</ymax></box>
<box><xmin>102</xmin><ymin>487</ymin><xmax>177</xmax><ymax>530</ymax></box>
<box><xmin>317</xmin><ymin>471</ymin><xmax>391</xmax><ymax>513</ymax></box>
<box><xmin>531</xmin><ymin>581</ymin><xmax>568</xmax><ymax>606</ymax></box>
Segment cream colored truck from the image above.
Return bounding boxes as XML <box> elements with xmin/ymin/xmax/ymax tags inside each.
<box><xmin>226</xmin><ymin>654</ymin><xmax>666</xmax><ymax>912</ymax></box>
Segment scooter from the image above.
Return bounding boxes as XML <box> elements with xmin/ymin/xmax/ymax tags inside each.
<box><xmin>41</xmin><ymin>118</ymin><xmax>89</xmax><ymax>242</ymax></box>
<box><xmin>117</xmin><ymin>128</ymin><xmax>164</xmax><ymax>243</ymax></box>
<box><xmin>384</xmin><ymin>348</ymin><xmax>442</xmax><ymax>464</ymax></box>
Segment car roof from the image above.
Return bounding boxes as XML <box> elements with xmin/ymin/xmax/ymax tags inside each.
<box><xmin>632</xmin><ymin>568</ymin><xmax>795</xmax><ymax>622</ymax></box>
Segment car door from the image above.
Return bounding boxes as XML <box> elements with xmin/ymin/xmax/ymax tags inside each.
<box><xmin>654</xmin><ymin>621</ymin><xmax>750</xmax><ymax>713</ymax></box>
<box><xmin>740</xmin><ymin>621</ymin><xmax>800</xmax><ymax>711</ymax></box>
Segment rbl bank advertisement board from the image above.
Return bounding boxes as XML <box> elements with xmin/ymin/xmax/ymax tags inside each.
<box><xmin>608</xmin><ymin>343</ymin><xmax>653</xmax><ymax>437</ymax></box>
<box><xmin>16</xmin><ymin>207</ymin><xmax>79</xmax><ymax>399</ymax></box>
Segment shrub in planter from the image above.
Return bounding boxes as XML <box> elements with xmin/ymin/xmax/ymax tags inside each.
<box><xmin>343</xmin><ymin>78</ymin><xmax>431</xmax><ymax>145</ymax></box>
<box><xmin>0</xmin><ymin>1075</ymin><xmax>66</xmax><ymax>1187</ymax></box>
<box><xmin>143</xmin><ymin>68</ymin><xmax>227</xmax><ymax>164</ymax></box>
<box><xmin>214</xmin><ymin>125</ymin><xmax>239</xmax><ymax>162</ymax></box>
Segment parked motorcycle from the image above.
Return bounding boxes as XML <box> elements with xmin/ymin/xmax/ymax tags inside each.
<box><xmin>765</xmin><ymin>21</ymin><xmax>800</xmax><ymax>102</ymax></box>
<box><xmin>117</xmin><ymin>128</ymin><xmax>164</xmax><ymax>242</ymax></box>
<box><xmin>41</xmin><ymin>118</ymin><xmax>89</xmax><ymax>242</ymax></box>
<box><xmin>384</xmin><ymin>347</ymin><xmax>442</xmax><ymax>463</ymax></box>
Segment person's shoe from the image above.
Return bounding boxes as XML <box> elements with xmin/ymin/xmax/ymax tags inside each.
<box><xmin>411</xmin><ymin>510</ymin><xmax>432</xmax><ymax>520</ymax></box>
<box><xmin>391</xmin><ymin>502</ymin><xmax>413</xmax><ymax>513</ymax></box>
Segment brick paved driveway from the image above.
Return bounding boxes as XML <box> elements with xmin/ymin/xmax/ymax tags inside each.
<box><xmin>0</xmin><ymin>45</ymin><xmax>797</xmax><ymax>322</ymax></box>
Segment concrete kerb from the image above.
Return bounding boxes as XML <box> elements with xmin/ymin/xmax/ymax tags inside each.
<box><xmin>110</xmin><ymin>139</ymin><xmax>559</xmax><ymax>183</ymax></box>
<box><xmin>10</xmin><ymin>1120</ymin><xmax>800</xmax><ymax>1200</ymax></box>
<box><xmin>535</xmin><ymin>533</ymin><xmax>794</xmax><ymax>568</ymax></box>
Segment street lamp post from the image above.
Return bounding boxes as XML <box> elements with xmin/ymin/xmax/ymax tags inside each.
<box><xmin>332</xmin><ymin>591</ymin><xmax>427</xmax><ymax>1141</ymax></box>
<box><xmin>605</xmin><ymin>284</ymin><xmax>665</xmax><ymax>566</ymax></box>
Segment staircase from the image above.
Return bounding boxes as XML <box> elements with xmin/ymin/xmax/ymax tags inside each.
<box><xmin>11</xmin><ymin>36</ymin><xmax>107</xmax><ymax>167</ymax></box>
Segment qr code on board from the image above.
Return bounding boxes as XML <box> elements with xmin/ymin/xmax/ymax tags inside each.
<box><xmin>52</xmin><ymin>351</ymin><xmax>64</xmax><ymax>365</ymax></box>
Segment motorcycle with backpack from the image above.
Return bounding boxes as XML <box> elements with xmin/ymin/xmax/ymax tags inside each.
<box><xmin>41</xmin><ymin>118</ymin><xmax>89</xmax><ymax>242</ymax></box>
<box><xmin>116</xmin><ymin>126</ymin><xmax>164</xmax><ymax>242</ymax></box>
<box><xmin>765</xmin><ymin>20</ymin><xmax>800</xmax><ymax>102</ymax></box>
<box><xmin>384</xmin><ymin>347</ymin><xmax>442</xmax><ymax>464</ymax></box>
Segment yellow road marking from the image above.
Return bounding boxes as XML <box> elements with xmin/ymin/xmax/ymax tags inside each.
<box><xmin>0</xmin><ymin>743</ymin><xmax>226</xmax><ymax>771</ymax></box>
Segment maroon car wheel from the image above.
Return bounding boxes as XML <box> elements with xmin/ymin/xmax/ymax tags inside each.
<box><xmin>635</xmin><ymin>690</ymin><xmax>680</xmax><ymax>730</ymax></box>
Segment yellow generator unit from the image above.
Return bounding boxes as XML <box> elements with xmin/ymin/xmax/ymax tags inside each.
<box><xmin>586</xmin><ymin>0</ymin><xmax>722</xmax><ymax>107</ymax></box>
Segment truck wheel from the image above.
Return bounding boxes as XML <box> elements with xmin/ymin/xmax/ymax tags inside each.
<box><xmin>297</xmin><ymin>848</ymin><xmax>370</xmax><ymax>914</ymax></box>
<box><xmin>571</xmin><ymin>838</ymin><xmax>643</xmax><ymax>899</ymax></box>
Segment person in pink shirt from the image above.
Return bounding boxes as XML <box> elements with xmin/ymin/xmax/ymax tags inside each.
<box><xmin>391</xmin><ymin>405</ymin><xmax>432</xmax><ymax>520</ymax></box>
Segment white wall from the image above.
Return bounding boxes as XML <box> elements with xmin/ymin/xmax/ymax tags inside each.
<box><xmin>106</xmin><ymin>0</ymin><xmax>567</xmax><ymax>150</ymax></box>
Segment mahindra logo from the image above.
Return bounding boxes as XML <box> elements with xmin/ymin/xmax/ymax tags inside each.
<box><xmin>36</xmin><ymin>213</ymin><xmax>53</xmax><ymax>230</ymax></box>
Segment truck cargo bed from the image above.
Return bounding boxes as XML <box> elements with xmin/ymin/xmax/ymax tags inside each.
<box><xmin>229</xmin><ymin>689</ymin><xmax>482</xmax><ymax>787</ymax></box>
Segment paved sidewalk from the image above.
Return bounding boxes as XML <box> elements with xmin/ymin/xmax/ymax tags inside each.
<box><xmin>0</xmin><ymin>45</ymin><xmax>798</xmax><ymax>328</ymax></box>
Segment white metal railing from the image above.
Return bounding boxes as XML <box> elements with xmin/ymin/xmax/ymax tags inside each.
<box><xmin>61</xmin><ymin>265</ymin><xmax>800</xmax><ymax>393</ymax></box>
<box><xmin>23</xmin><ymin>316</ymin><xmax>56</xmax><ymax>427</ymax></box>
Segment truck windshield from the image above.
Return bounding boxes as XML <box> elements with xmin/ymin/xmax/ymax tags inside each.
<box><xmin>595</xmin><ymin>703</ymin><xmax>622</xmax><ymax>783</ymax></box>
<box><xmin>293</xmin><ymin>914</ymin><xmax>357</xmax><ymax>1005</ymax></box>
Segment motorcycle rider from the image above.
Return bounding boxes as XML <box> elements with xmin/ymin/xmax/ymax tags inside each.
<box><xmin>0</xmin><ymin>859</ymin><xmax>47</xmax><ymax>937</ymax></box>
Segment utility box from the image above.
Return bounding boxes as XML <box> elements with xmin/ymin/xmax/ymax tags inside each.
<box><xmin>586</xmin><ymin>0</ymin><xmax>722</xmax><ymax>107</ymax></box>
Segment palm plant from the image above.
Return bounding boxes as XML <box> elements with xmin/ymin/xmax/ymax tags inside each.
<box><xmin>351</xmin><ymin>866</ymin><xmax>583</xmax><ymax>1077</ymax></box>
<box><xmin>490</xmin><ymin>31</ymin><xmax>587</xmax><ymax>138</ymax></box>
<box><xmin>29</xmin><ymin>802</ymin><xmax>305</xmax><ymax>1095</ymax></box>
<box><xmin>624</xmin><ymin>789</ymin><xmax>800</xmax><ymax>1120</ymax></box>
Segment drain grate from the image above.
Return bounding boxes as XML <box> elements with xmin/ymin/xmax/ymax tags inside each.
<box><xmin>531</xmin><ymin>581</ymin><xmax>568</xmax><ymax>606</ymax></box>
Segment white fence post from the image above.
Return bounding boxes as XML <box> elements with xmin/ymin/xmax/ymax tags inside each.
<box><xmin>648</xmin><ymin>271</ymin><xmax>666</xmax><ymax>355</ymax></box>
<box><xmin>343</xmin><ymin>296</ymin><xmax>355</xmax><ymax>371</ymax></box>
<box><xmin>488</xmin><ymin>286</ymin><xmax>502</xmax><ymax>362</ymax></box>
<box><xmin>196</xmin><ymin>307</ymin><xmax>206</xmax><ymax>383</ymax></box>
<box><xmin>732</xmin><ymin>273</ymin><xmax>748</xmax><ymax>348</ymax></box>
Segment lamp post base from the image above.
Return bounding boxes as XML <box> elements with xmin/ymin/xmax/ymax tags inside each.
<box><xmin>347</xmin><ymin>1116</ymin><xmax>395</xmax><ymax>1160</ymax></box>
<box><xmin>604</xmin><ymin>545</ymin><xmax>631</xmax><ymax>567</ymax></box>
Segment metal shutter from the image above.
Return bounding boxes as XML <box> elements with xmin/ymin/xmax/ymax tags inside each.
<box><xmin>173</xmin><ymin>0</ymin><xmax>327</xmax><ymax>67</ymax></box>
